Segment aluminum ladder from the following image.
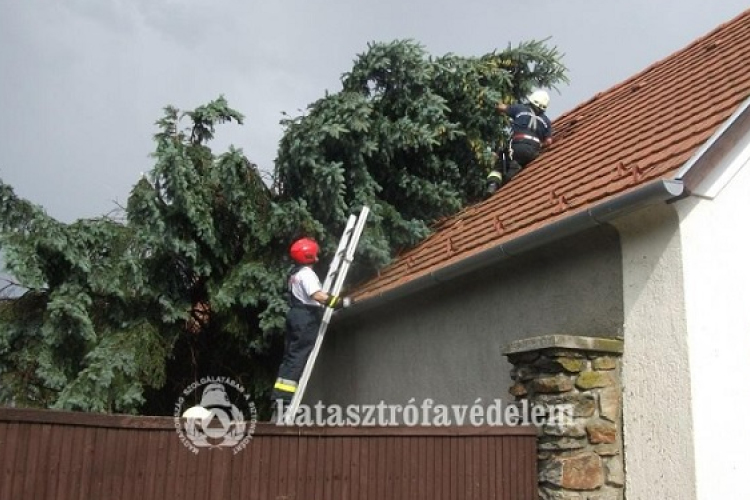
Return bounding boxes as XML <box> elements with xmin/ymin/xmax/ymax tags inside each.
<box><xmin>282</xmin><ymin>206</ymin><xmax>370</xmax><ymax>424</ymax></box>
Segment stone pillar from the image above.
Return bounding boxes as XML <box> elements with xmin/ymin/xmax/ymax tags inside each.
<box><xmin>503</xmin><ymin>335</ymin><xmax>624</xmax><ymax>500</ymax></box>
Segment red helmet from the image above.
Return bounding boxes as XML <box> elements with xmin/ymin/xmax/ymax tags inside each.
<box><xmin>289</xmin><ymin>238</ymin><xmax>319</xmax><ymax>264</ymax></box>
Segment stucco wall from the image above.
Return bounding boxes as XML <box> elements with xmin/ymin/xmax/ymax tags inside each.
<box><xmin>676</xmin><ymin>129</ymin><xmax>750</xmax><ymax>500</ymax></box>
<box><xmin>307</xmin><ymin>225</ymin><xmax>624</xmax><ymax>408</ymax></box>
<box><xmin>613</xmin><ymin>203</ymin><xmax>697</xmax><ymax>500</ymax></box>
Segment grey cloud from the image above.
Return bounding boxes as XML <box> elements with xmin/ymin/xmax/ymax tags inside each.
<box><xmin>1</xmin><ymin>0</ymin><xmax>749</xmax><ymax>225</ymax></box>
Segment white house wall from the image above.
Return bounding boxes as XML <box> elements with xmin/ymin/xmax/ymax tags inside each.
<box><xmin>614</xmin><ymin>204</ymin><xmax>697</xmax><ymax>500</ymax></box>
<box><xmin>675</xmin><ymin>128</ymin><xmax>750</xmax><ymax>500</ymax></box>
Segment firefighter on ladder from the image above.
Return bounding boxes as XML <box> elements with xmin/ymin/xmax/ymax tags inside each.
<box><xmin>486</xmin><ymin>89</ymin><xmax>553</xmax><ymax>195</ymax></box>
<box><xmin>271</xmin><ymin>237</ymin><xmax>353</xmax><ymax>417</ymax></box>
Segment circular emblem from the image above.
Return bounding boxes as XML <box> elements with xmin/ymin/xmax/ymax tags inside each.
<box><xmin>173</xmin><ymin>376</ymin><xmax>257</xmax><ymax>454</ymax></box>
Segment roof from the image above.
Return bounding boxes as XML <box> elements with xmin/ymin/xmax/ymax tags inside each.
<box><xmin>353</xmin><ymin>8</ymin><xmax>750</xmax><ymax>303</ymax></box>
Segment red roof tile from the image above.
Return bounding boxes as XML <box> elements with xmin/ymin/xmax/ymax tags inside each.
<box><xmin>354</xmin><ymin>9</ymin><xmax>750</xmax><ymax>302</ymax></box>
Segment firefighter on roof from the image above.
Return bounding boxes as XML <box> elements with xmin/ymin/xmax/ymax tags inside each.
<box><xmin>486</xmin><ymin>89</ymin><xmax>553</xmax><ymax>195</ymax></box>
<box><xmin>270</xmin><ymin>237</ymin><xmax>353</xmax><ymax>413</ymax></box>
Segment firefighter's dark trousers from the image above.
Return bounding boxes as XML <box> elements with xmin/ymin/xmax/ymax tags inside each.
<box><xmin>508</xmin><ymin>140</ymin><xmax>540</xmax><ymax>173</ymax></box>
<box><xmin>486</xmin><ymin>139</ymin><xmax>540</xmax><ymax>192</ymax></box>
<box><xmin>271</xmin><ymin>305</ymin><xmax>323</xmax><ymax>406</ymax></box>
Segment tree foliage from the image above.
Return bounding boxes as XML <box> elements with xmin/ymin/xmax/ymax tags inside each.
<box><xmin>0</xmin><ymin>39</ymin><xmax>566</xmax><ymax>415</ymax></box>
<box><xmin>275</xmin><ymin>39</ymin><xmax>566</xmax><ymax>278</ymax></box>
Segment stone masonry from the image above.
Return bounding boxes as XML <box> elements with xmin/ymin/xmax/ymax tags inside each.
<box><xmin>503</xmin><ymin>335</ymin><xmax>624</xmax><ymax>500</ymax></box>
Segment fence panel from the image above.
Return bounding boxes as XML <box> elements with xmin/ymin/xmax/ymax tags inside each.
<box><xmin>0</xmin><ymin>408</ymin><xmax>537</xmax><ymax>500</ymax></box>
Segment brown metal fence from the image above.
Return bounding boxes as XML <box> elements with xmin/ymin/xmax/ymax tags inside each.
<box><xmin>0</xmin><ymin>407</ymin><xmax>537</xmax><ymax>500</ymax></box>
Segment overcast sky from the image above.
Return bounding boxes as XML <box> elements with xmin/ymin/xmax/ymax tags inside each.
<box><xmin>1</xmin><ymin>0</ymin><xmax>749</xmax><ymax>224</ymax></box>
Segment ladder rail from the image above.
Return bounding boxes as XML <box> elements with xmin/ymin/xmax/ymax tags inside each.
<box><xmin>321</xmin><ymin>214</ymin><xmax>357</xmax><ymax>293</ymax></box>
<box><xmin>283</xmin><ymin>206</ymin><xmax>370</xmax><ymax>424</ymax></box>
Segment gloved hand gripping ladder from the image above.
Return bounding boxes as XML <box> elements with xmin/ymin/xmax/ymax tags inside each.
<box><xmin>282</xmin><ymin>206</ymin><xmax>370</xmax><ymax>424</ymax></box>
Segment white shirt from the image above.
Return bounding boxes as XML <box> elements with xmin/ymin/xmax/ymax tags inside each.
<box><xmin>289</xmin><ymin>266</ymin><xmax>323</xmax><ymax>307</ymax></box>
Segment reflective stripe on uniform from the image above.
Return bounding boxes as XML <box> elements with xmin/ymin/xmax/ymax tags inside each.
<box><xmin>487</xmin><ymin>171</ymin><xmax>504</xmax><ymax>182</ymax></box>
<box><xmin>274</xmin><ymin>378</ymin><xmax>298</xmax><ymax>393</ymax></box>
<box><xmin>513</xmin><ymin>133</ymin><xmax>541</xmax><ymax>143</ymax></box>
<box><xmin>514</xmin><ymin>110</ymin><xmax>549</xmax><ymax>140</ymax></box>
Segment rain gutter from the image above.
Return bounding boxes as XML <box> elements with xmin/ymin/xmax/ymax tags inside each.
<box><xmin>349</xmin><ymin>178</ymin><xmax>684</xmax><ymax>315</ymax></box>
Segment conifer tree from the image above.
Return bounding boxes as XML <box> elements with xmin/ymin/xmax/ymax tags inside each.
<box><xmin>275</xmin><ymin>39</ymin><xmax>566</xmax><ymax>280</ymax></box>
<box><xmin>0</xmin><ymin>40</ymin><xmax>566</xmax><ymax>415</ymax></box>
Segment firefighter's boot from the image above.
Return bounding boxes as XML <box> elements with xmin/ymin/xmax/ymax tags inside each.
<box><xmin>486</xmin><ymin>171</ymin><xmax>504</xmax><ymax>196</ymax></box>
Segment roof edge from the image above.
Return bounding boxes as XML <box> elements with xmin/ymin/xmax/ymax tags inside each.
<box><xmin>553</xmin><ymin>11</ymin><xmax>748</xmax><ymax>128</ymax></box>
<box><xmin>347</xmin><ymin>178</ymin><xmax>684</xmax><ymax>316</ymax></box>
<box><xmin>675</xmin><ymin>94</ymin><xmax>750</xmax><ymax>184</ymax></box>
